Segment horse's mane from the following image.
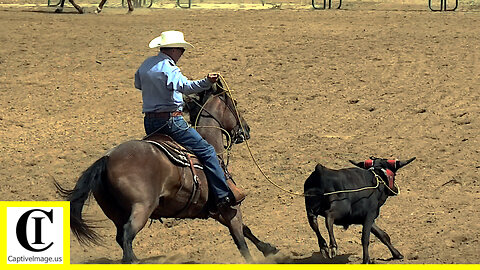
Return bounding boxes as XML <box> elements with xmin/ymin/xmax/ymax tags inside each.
<box><xmin>184</xmin><ymin>82</ymin><xmax>224</xmax><ymax>125</ymax></box>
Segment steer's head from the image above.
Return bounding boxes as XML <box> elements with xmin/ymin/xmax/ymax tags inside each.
<box><xmin>349</xmin><ymin>157</ymin><xmax>416</xmax><ymax>195</ymax></box>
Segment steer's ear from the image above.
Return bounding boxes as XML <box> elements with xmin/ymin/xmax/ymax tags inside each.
<box><xmin>349</xmin><ymin>160</ymin><xmax>365</xmax><ymax>168</ymax></box>
<box><xmin>397</xmin><ymin>157</ymin><xmax>416</xmax><ymax>169</ymax></box>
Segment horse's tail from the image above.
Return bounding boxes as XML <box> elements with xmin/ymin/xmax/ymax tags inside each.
<box><xmin>54</xmin><ymin>156</ymin><xmax>108</xmax><ymax>246</ymax></box>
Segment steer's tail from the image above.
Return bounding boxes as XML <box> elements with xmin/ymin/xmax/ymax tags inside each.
<box><xmin>54</xmin><ymin>156</ymin><xmax>108</xmax><ymax>245</ymax></box>
<box><xmin>304</xmin><ymin>164</ymin><xmax>326</xmax><ymax>197</ymax></box>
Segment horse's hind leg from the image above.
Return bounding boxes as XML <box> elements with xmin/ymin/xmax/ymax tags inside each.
<box><xmin>121</xmin><ymin>204</ymin><xmax>151</xmax><ymax>263</ymax></box>
<box><xmin>243</xmin><ymin>225</ymin><xmax>278</xmax><ymax>257</ymax></box>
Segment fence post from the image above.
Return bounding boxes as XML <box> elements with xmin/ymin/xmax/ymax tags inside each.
<box><xmin>312</xmin><ymin>0</ymin><xmax>342</xmax><ymax>9</ymax></box>
<box><xmin>428</xmin><ymin>0</ymin><xmax>458</xmax><ymax>11</ymax></box>
<box><xmin>177</xmin><ymin>0</ymin><xmax>192</xmax><ymax>8</ymax></box>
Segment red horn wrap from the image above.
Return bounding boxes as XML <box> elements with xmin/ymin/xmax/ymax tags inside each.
<box><xmin>387</xmin><ymin>160</ymin><xmax>397</xmax><ymax>168</ymax></box>
<box><xmin>364</xmin><ymin>159</ymin><xmax>373</xmax><ymax>168</ymax></box>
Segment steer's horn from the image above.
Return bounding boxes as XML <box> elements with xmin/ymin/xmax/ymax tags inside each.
<box><xmin>349</xmin><ymin>160</ymin><xmax>364</xmax><ymax>168</ymax></box>
<box><xmin>397</xmin><ymin>157</ymin><xmax>416</xmax><ymax>168</ymax></box>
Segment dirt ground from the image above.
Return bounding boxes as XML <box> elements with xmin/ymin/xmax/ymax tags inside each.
<box><xmin>1</xmin><ymin>0</ymin><xmax>479</xmax><ymax>264</ymax></box>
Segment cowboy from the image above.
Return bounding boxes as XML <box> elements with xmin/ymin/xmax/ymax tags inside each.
<box><xmin>134</xmin><ymin>30</ymin><xmax>246</xmax><ymax>214</ymax></box>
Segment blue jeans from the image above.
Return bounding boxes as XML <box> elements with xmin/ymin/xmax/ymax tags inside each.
<box><xmin>144</xmin><ymin>115</ymin><xmax>230</xmax><ymax>201</ymax></box>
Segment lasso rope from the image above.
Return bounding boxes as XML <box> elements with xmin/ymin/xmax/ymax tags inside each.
<box><xmin>217</xmin><ymin>74</ymin><xmax>305</xmax><ymax>196</ymax></box>
<box><xmin>322</xmin><ymin>170</ymin><xmax>380</xmax><ymax>196</ymax></box>
<box><xmin>216</xmin><ymin>74</ymin><xmax>399</xmax><ymax>198</ymax></box>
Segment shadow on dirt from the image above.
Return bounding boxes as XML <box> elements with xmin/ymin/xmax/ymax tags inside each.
<box><xmin>78</xmin><ymin>252</ymin><xmax>352</xmax><ymax>264</ymax></box>
<box><xmin>276</xmin><ymin>252</ymin><xmax>353</xmax><ymax>264</ymax></box>
<box><xmin>78</xmin><ymin>255</ymin><xmax>197</xmax><ymax>264</ymax></box>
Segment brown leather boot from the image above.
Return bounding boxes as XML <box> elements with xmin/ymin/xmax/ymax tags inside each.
<box><xmin>226</xmin><ymin>179</ymin><xmax>247</xmax><ymax>205</ymax></box>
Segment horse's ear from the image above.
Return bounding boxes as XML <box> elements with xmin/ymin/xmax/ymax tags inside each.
<box><xmin>216</xmin><ymin>78</ymin><xmax>224</xmax><ymax>88</ymax></box>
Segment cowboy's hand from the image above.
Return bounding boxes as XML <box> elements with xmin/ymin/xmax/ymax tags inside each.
<box><xmin>207</xmin><ymin>73</ymin><xmax>219</xmax><ymax>83</ymax></box>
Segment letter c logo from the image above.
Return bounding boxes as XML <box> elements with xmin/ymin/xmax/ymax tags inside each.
<box><xmin>16</xmin><ymin>209</ymin><xmax>54</xmax><ymax>252</ymax></box>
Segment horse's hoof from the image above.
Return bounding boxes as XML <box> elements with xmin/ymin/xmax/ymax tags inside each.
<box><xmin>121</xmin><ymin>257</ymin><xmax>139</xmax><ymax>264</ymax></box>
<box><xmin>95</xmin><ymin>7</ymin><xmax>102</xmax><ymax>14</ymax></box>
<box><xmin>267</xmin><ymin>245</ymin><xmax>279</xmax><ymax>256</ymax></box>
<box><xmin>261</xmin><ymin>243</ymin><xmax>279</xmax><ymax>257</ymax></box>
<box><xmin>393</xmin><ymin>252</ymin><xmax>404</xmax><ymax>260</ymax></box>
<box><xmin>78</xmin><ymin>8</ymin><xmax>85</xmax><ymax>14</ymax></box>
<box><xmin>54</xmin><ymin>8</ymin><xmax>63</xmax><ymax>13</ymax></box>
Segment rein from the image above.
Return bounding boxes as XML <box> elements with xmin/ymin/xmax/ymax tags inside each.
<box><xmin>189</xmin><ymin>82</ymin><xmax>240</xmax><ymax>163</ymax></box>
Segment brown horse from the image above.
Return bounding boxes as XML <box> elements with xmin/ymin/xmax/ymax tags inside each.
<box><xmin>55</xmin><ymin>82</ymin><xmax>278</xmax><ymax>263</ymax></box>
<box><xmin>54</xmin><ymin>0</ymin><xmax>134</xmax><ymax>14</ymax></box>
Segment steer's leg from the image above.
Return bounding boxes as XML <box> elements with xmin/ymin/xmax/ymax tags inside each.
<box><xmin>361</xmin><ymin>217</ymin><xmax>376</xmax><ymax>264</ymax></box>
<box><xmin>307</xmin><ymin>213</ymin><xmax>329</xmax><ymax>258</ymax></box>
<box><xmin>371</xmin><ymin>223</ymin><xmax>403</xmax><ymax>260</ymax></box>
<box><xmin>324</xmin><ymin>201</ymin><xmax>349</xmax><ymax>259</ymax></box>
<box><xmin>324</xmin><ymin>211</ymin><xmax>338</xmax><ymax>258</ymax></box>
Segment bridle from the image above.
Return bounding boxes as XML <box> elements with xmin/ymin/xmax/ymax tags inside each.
<box><xmin>189</xmin><ymin>85</ymin><xmax>247</xmax><ymax>152</ymax></box>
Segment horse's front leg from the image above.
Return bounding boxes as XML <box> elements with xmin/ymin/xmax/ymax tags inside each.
<box><xmin>243</xmin><ymin>225</ymin><xmax>278</xmax><ymax>257</ymax></box>
<box><xmin>216</xmin><ymin>207</ymin><xmax>253</xmax><ymax>263</ymax></box>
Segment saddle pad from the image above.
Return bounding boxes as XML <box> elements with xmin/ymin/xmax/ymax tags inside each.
<box><xmin>144</xmin><ymin>139</ymin><xmax>203</xmax><ymax>170</ymax></box>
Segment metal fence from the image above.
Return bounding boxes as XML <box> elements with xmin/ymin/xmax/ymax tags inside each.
<box><xmin>4</xmin><ymin>0</ymin><xmax>480</xmax><ymax>11</ymax></box>
<box><xmin>166</xmin><ymin>0</ymin><xmax>478</xmax><ymax>11</ymax></box>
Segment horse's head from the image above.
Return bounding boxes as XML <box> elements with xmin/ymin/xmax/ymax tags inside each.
<box><xmin>186</xmin><ymin>80</ymin><xmax>250</xmax><ymax>146</ymax></box>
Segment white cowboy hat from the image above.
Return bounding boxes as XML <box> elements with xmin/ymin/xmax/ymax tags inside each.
<box><xmin>148</xmin><ymin>31</ymin><xmax>194</xmax><ymax>49</ymax></box>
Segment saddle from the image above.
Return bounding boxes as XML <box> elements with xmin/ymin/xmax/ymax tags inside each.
<box><xmin>143</xmin><ymin>134</ymin><xmax>246</xmax><ymax>205</ymax></box>
<box><xmin>144</xmin><ymin>134</ymin><xmax>203</xmax><ymax>171</ymax></box>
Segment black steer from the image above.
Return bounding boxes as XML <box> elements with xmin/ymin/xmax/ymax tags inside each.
<box><xmin>304</xmin><ymin>157</ymin><xmax>415</xmax><ymax>263</ymax></box>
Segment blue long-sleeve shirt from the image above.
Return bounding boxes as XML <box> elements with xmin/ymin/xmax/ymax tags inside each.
<box><xmin>135</xmin><ymin>52</ymin><xmax>212</xmax><ymax>113</ymax></box>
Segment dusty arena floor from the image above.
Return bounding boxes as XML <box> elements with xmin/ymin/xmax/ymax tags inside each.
<box><xmin>0</xmin><ymin>1</ymin><xmax>479</xmax><ymax>264</ymax></box>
